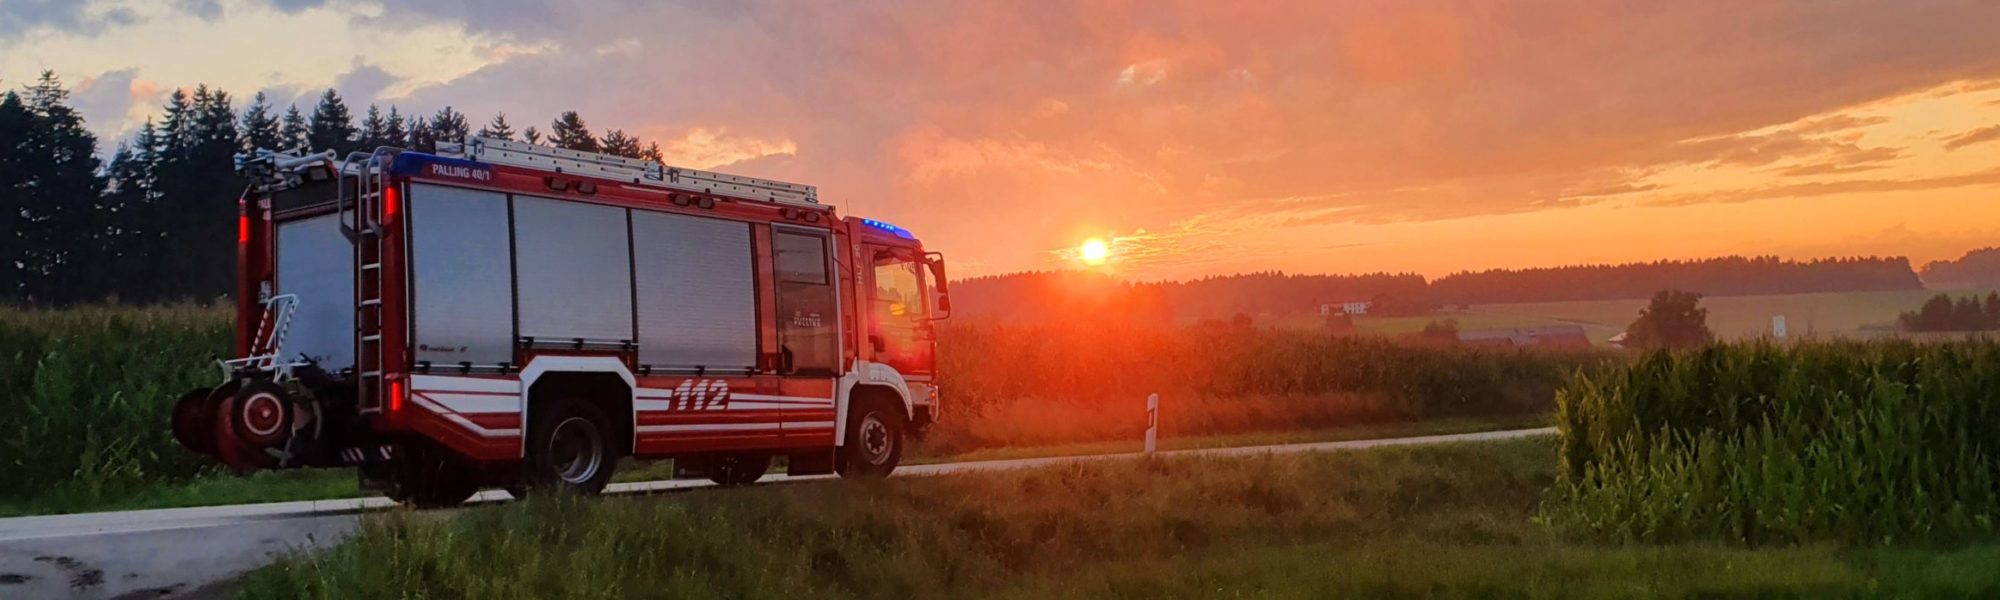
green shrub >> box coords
[1550,340,2000,544]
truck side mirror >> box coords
[925,252,951,320]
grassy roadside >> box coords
[240,438,2000,598]
[909,413,1548,464]
[0,416,1544,518]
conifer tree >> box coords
[358,105,389,150]
[599,129,641,158]
[549,111,597,152]
[279,104,309,150]
[239,91,281,151]
[307,88,356,154]
[477,113,516,140]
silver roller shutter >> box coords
[512,196,635,343]
[632,211,757,371]
[408,184,515,366]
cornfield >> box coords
[0,306,1605,504]
[930,322,1609,454]
[0,305,233,505]
[1550,340,2000,545]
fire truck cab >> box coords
[172,137,949,506]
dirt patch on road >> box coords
[35,554,105,589]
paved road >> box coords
[0,427,1553,599]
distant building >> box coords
[1458,324,1593,349]
[1319,300,1371,316]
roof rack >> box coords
[437,137,821,209]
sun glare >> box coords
[1079,238,1110,266]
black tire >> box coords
[394,443,479,509]
[837,397,905,479]
[524,399,618,496]
[706,453,771,487]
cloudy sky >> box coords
[5,0,1999,280]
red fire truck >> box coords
[171,137,949,506]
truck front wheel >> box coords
[838,397,905,479]
[524,399,618,496]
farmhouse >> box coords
[1318,300,1372,316]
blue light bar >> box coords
[861,218,915,239]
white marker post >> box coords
[1145,393,1160,454]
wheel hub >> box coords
[241,392,285,437]
[549,416,604,484]
[860,414,892,463]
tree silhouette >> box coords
[1623,290,1714,350]
[357,105,389,150]
[427,106,469,149]
[1,72,105,303]
[307,89,356,154]
[383,107,409,147]
[550,111,597,152]
[278,104,309,150]
[600,129,641,158]
[477,113,516,140]
[239,92,280,151]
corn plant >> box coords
[1549,340,2000,545]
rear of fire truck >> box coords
[169,139,950,507]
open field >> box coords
[1465,288,2000,343]
[240,438,2000,599]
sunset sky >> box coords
[4,0,1999,281]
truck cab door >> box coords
[864,245,934,376]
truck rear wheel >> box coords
[525,399,618,495]
[838,397,905,479]
[706,453,771,486]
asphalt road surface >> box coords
[0,427,1554,599]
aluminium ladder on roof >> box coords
[437,137,822,209]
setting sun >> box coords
[1079,238,1111,266]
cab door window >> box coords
[772,229,838,374]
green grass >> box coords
[239,438,2000,599]
[1002,541,2000,598]
[915,413,1549,464]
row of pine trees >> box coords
[2,71,666,305]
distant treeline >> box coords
[954,255,1925,323]
[1428,255,1922,305]
[950,270,1431,323]
[1920,247,2000,290]
[2,71,671,306]
[1899,293,2000,332]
